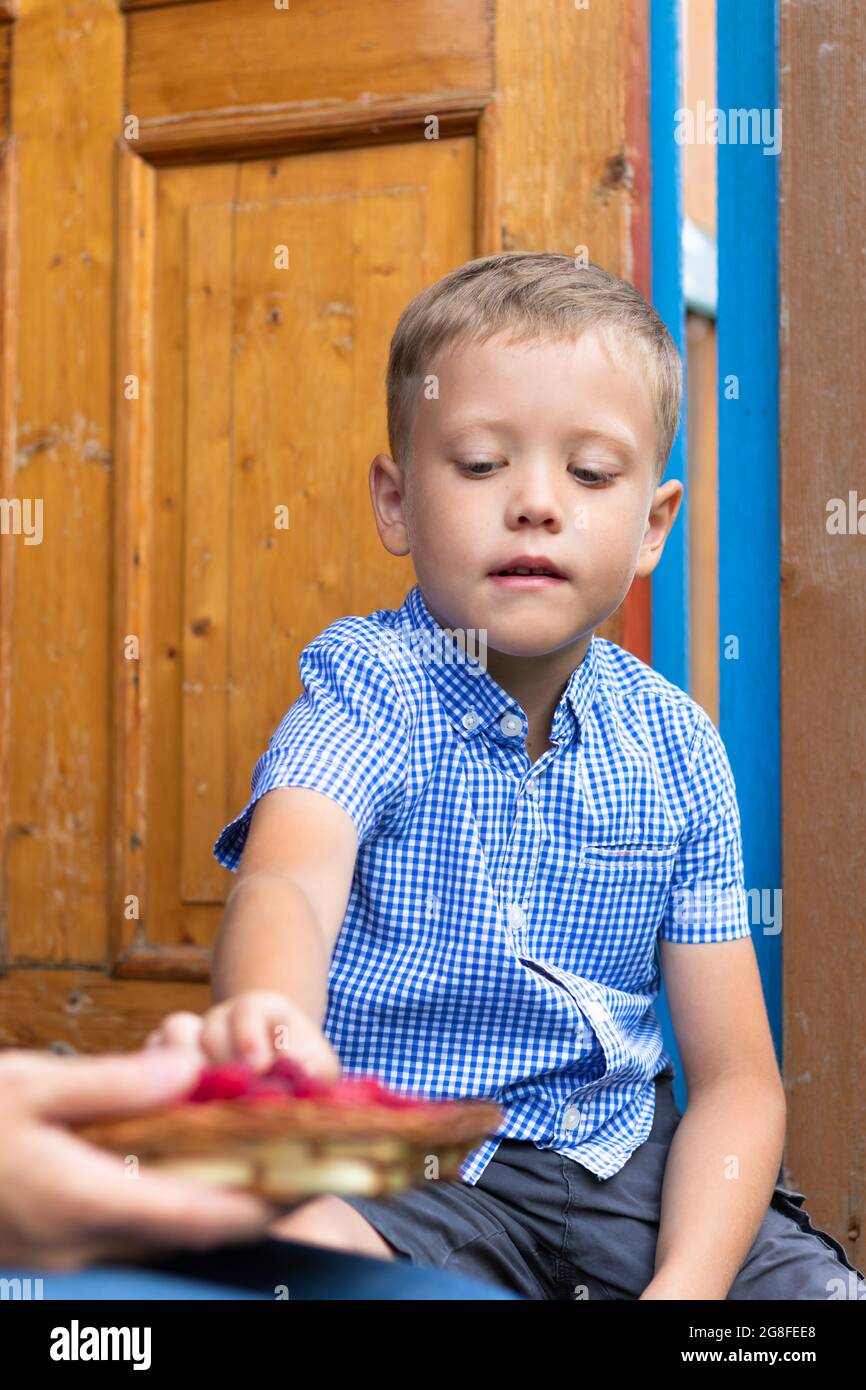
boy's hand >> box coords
[145,990,342,1080]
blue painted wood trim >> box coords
[650,0,689,690]
[650,0,781,1108]
[716,0,781,1058]
[649,0,689,1110]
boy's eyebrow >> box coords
[442,420,638,463]
[567,427,638,463]
[442,417,514,441]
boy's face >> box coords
[370,329,682,664]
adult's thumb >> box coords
[28,1047,204,1124]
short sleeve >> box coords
[213,634,409,870]
[658,711,752,944]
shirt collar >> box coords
[393,584,600,748]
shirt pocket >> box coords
[530,840,679,989]
[579,841,680,873]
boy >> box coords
[150,253,865,1300]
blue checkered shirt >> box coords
[214,583,752,1183]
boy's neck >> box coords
[482,631,595,752]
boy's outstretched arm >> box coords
[640,935,787,1300]
[212,785,359,1017]
[146,786,359,1074]
[148,783,358,1073]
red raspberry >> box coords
[241,1077,294,1100]
[186,1062,257,1103]
[347,1074,431,1108]
[184,1059,435,1111]
[322,1078,385,1107]
[266,1057,331,1098]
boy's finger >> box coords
[264,1006,342,1081]
[228,1000,277,1072]
[155,1012,205,1050]
[199,1009,238,1066]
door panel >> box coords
[144,141,472,957]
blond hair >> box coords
[386,251,682,484]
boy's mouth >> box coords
[490,573,566,589]
[489,553,568,587]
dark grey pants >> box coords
[343,1074,866,1300]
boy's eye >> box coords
[570,466,617,485]
[456,460,502,476]
[455,461,617,484]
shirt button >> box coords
[524,778,539,798]
[507,903,526,930]
[563,1105,581,1132]
[499,712,523,737]
[461,710,480,731]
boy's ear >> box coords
[633,478,684,580]
[369,451,411,559]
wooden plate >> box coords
[74,1095,503,1207]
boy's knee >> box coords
[730,1200,866,1301]
[268,1194,398,1260]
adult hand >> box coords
[0,1045,280,1271]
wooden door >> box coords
[0,0,650,1051]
